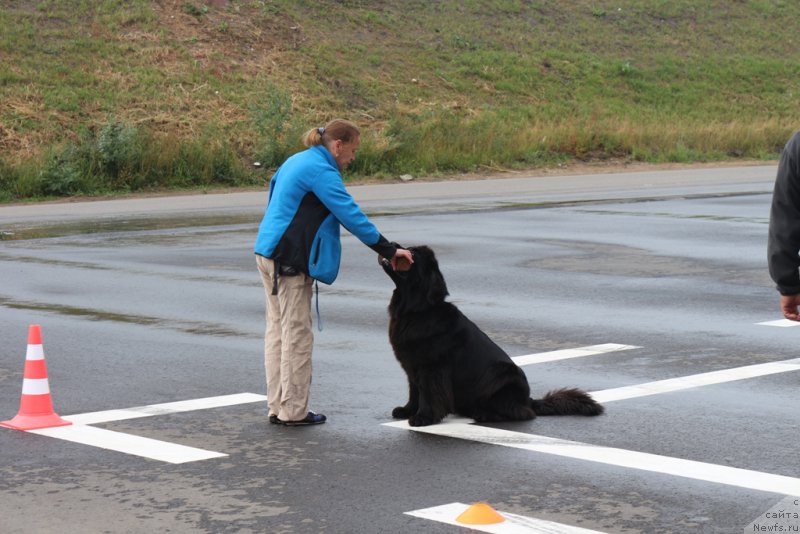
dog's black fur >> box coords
[381,245,603,427]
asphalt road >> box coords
[1,164,798,533]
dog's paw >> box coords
[392,406,412,419]
[408,413,435,427]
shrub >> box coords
[251,84,303,169]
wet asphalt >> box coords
[0,164,797,533]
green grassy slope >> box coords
[1,0,798,200]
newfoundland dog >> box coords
[381,245,603,427]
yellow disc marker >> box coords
[455,502,506,525]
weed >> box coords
[183,3,209,17]
[250,83,302,169]
[592,7,606,17]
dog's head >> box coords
[380,245,449,312]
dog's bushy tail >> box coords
[530,388,604,416]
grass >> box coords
[1,0,799,201]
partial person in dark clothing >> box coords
[768,130,800,321]
[254,119,413,426]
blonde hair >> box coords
[302,119,360,148]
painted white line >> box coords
[16,392,269,463]
[64,392,268,425]
[511,344,639,367]
[384,418,800,497]
[757,319,800,327]
[406,502,606,534]
[29,424,227,464]
[589,358,800,403]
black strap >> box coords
[271,261,279,295]
[315,280,323,332]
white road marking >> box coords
[589,358,800,403]
[64,392,268,425]
[406,502,607,533]
[511,344,639,367]
[384,418,800,497]
[15,392,269,463]
[392,343,800,518]
[30,424,226,463]
[757,319,800,327]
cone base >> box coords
[456,503,506,525]
[0,412,72,431]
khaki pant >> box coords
[256,256,314,422]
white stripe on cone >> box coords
[26,344,44,361]
[22,378,51,395]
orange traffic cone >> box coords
[455,502,506,525]
[1,325,72,431]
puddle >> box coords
[0,253,111,269]
[523,239,770,284]
[0,213,258,241]
[0,296,254,338]
[573,208,767,224]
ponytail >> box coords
[302,127,324,147]
[302,119,360,148]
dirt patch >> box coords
[151,0,305,72]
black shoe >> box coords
[269,414,282,425]
[282,411,326,426]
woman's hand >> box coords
[391,248,414,271]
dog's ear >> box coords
[417,246,448,305]
[424,265,448,305]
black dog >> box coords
[381,245,603,427]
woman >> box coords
[255,119,413,426]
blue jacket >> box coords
[254,145,396,284]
